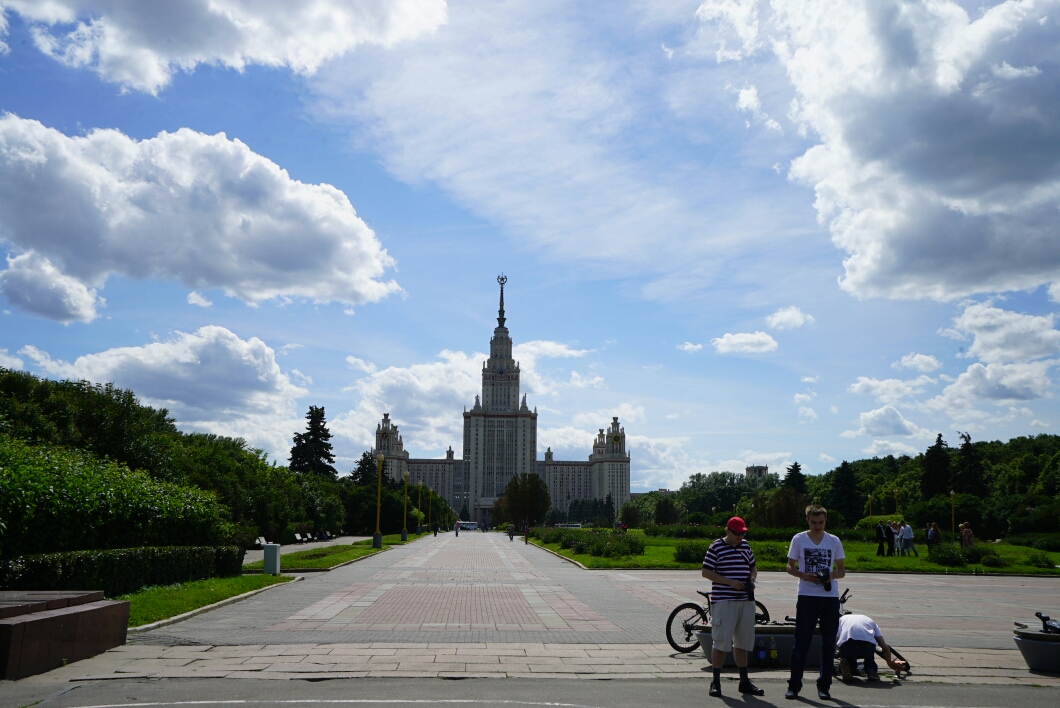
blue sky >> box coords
[1,1,1058,491]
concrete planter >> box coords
[695,627,822,668]
[1013,631,1060,673]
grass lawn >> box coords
[533,535,1060,574]
[120,574,291,627]
[243,532,428,570]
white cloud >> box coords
[843,405,934,439]
[892,353,941,373]
[818,453,835,463]
[572,403,646,431]
[0,114,399,322]
[924,361,1056,414]
[187,292,212,308]
[701,0,1060,300]
[568,371,604,388]
[345,356,378,374]
[849,375,936,406]
[798,406,817,422]
[289,369,313,387]
[710,331,777,354]
[950,302,1060,364]
[1031,419,1049,428]
[539,426,597,453]
[3,0,448,94]
[513,341,590,396]
[19,326,305,457]
[0,348,23,369]
[1050,282,1060,302]
[278,343,304,356]
[793,392,814,405]
[801,375,819,383]
[0,251,103,323]
[677,342,704,352]
[766,305,814,330]
[735,84,782,131]
[829,405,838,414]
[863,439,920,457]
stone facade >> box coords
[372,277,631,525]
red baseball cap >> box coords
[726,516,748,533]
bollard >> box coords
[264,543,281,575]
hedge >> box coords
[530,528,645,557]
[0,546,244,597]
[0,434,231,557]
[644,524,882,543]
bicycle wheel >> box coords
[666,602,709,653]
[754,600,770,624]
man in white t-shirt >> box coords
[836,613,909,681]
[785,504,845,701]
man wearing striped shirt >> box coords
[701,516,764,697]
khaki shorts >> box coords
[710,600,756,652]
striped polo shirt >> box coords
[702,537,756,603]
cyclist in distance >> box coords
[700,516,765,698]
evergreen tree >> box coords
[350,451,378,486]
[501,473,552,527]
[825,461,859,525]
[783,461,807,495]
[654,496,680,524]
[604,492,616,526]
[289,406,337,478]
[954,432,988,497]
[921,433,952,500]
[459,503,471,521]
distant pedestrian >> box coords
[884,522,895,557]
[961,523,974,549]
[455,524,459,537]
[875,521,886,557]
[929,522,941,549]
[899,521,918,557]
[508,525,514,541]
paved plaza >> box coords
[6,531,1060,692]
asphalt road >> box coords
[4,676,1057,708]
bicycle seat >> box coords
[697,590,710,599]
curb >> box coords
[530,541,588,569]
[242,545,393,574]
[128,576,302,634]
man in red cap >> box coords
[701,516,764,697]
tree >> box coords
[826,461,859,526]
[459,503,471,521]
[289,406,337,478]
[501,473,551,527]
[954,432,988,497]
[921,433,951,500]
[349,451,377,486]
[654,496,680,524]
[618,501,640,527]
[783,462,807,495]
[604,492,616,526]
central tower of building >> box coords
[462,275,538,522]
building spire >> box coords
[497,274,507,327]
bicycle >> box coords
[665,590,770,653]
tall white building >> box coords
[372,276,631,525]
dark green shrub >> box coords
[979,553,1009,568]
[1009,534,1060,552]
[928,544,966,567]
[646,524,878,543]
[0,546,244,597]
[0,435,231,558]
[962,544,998,564]
[1025,551,1056,569]
[686,512,709,525]
[674,540,711,563]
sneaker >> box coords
[818,688,832,700]
[709,680,721,697]
[866,672,880,681]
[839,658,853,683]
[738,680,765,696]
[784,688,799,700]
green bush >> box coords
[645,524,879,543]
[928,544,966,567]
[0,434,231,558]
[755,543,787,561]
[1007,533,1060,552]
[962,544,1000,564]
[1026,551,1056,569]
[854,515,904,530]
[674,540,711,563]
[0,546,244,597]
[530,528,644,557]
[979,553,1009,568]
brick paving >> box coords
[25,532,1057,684]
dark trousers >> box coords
[886,540,894,556]
[876,540,885,556]
[838,639,878,676]
[789,595,840,693]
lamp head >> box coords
[950,490,955,497]
[376,453,385,465]
[404,470,409,481]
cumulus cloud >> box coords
[893,353,941,373]
[735,84,782,131]
[842,405,933,439]
[798,406,817,422]
[950,302,1060,364]
[801,375,819,383]
[863,439,920,457]
[766,305,814,330]
[187,292,212,308]
[818,453,835,463]
[677,342,704,352]
[2,0,448,94]
[571,402,645,432]
[710,331,777,354]
[0,115,399,322]
[345,355,378,374]
[0,348,23,369]
[924,361,1056,414]
[0,252,103,323]
[701,0,1060,300]
[849,375,936,406]
[793,392,814,405]
[1050,283,1060,303]
[19,326,305,457]
[568,371,604,388]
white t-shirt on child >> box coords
[787,531,845,598]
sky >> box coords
[1,0,1059,492]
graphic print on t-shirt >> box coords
[803,547,832,574]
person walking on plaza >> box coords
[836,613,909,682]
[961,523,974,549]
[785,504,846,701]
[701,516,765,697]
[899,521,918,557]
[508,524,514,541]
[875,521,886,556]
[884,521,895,557]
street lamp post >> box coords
[402,470,409,542]
[428,488,434,534]
[373,454,385,548]
[893,489,899,515]
[416,484,422,534]
[950,490,955,535]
